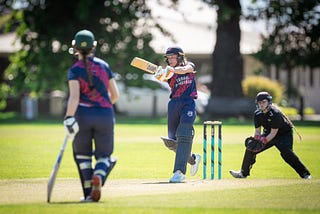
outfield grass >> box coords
[0,117,319,213]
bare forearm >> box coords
[173,64,194,74]
[108,79,119,104]
[65,98,78,117]
[266,129,278,142]
[110,94,119,105]
[65,80,80,117]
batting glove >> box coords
[154,66,166,82]
[63,116,79,138]
[164,66,174,80]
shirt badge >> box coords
[187,111,193,117]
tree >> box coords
[200,0,252,117]
[246,0,320,98]
[0,0,162,109]
[208,1,243,98]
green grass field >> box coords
[0,117,319,213]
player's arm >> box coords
[108,78,119,104]
[254,127,261,140]
[65,80,80,117]
[263,128,278,144]
[172,64,195,74]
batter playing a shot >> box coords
[155,47,201,183]
[64,29,119,202]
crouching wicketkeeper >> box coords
[229,91,311,179]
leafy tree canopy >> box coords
[246,0,320,69]
[0,0,164,104]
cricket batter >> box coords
[155,47,201,183]
[229,91,312,179]
[64,29,119,202]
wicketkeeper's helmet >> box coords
[72,29,97,50]
[256,91,272,103]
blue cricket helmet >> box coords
[165,46,184,56]
[164,46,185,65]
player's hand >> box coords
[63,116,79,138]
[260,136,268,144]
[164,66,174,80]
[254,134,260,140]
[154,66,166,81]
[245,136,266,153]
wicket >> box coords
[203,121,222,180]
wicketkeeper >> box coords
[154,47,201,183]
[64,29,119,202]
[229,91,312,179]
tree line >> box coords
[0,0,319,115]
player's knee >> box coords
[176,123,194,144]
[74,154,92,169]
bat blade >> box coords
[130,57,158,74]
[47,135,69,203]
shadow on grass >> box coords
[48,201,107,204]
[142,181,172,185]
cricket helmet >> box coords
[165,47,184,56]
[164,46,185,65]
[72,30,97,50]
[256,91,272,103]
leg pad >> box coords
[161,136,177,151]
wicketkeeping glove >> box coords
[245,136,265,153]
[63,116,79,138]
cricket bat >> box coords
[130,57,159,74]
[47,135,69,203]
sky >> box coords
[147,0,266,54]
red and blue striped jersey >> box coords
[167,61,197,99]
[68,57,115,108]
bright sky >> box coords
[147,0,265,54]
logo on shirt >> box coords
[187,111,193,117]
[175,76,192,88]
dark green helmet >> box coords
[72,30,96,50]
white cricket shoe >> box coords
[80,196,93,203]
[303,174,312,179]
[169,170,186,183]
[229,170,246,178]
[190,154,201,176]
